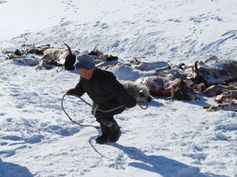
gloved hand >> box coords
[126,96,137,108]
[66,88,78,96]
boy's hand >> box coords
[66,88,78,96]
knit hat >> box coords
[74,54,95,70]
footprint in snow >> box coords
[183,153,207,161]
[216,124,237,131]
[1,135,44,144]
[0,145,27,157]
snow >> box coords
[0,0,237,177]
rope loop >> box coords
[61,92,149,128]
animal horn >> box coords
[193,61,200,77]
[179,63,185,70]
[64,43,72,55]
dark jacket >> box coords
[74,68,136,118]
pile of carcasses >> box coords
[2,44,237,112]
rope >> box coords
[61,92,149,128]
[79,94,148,110]
[61,93,100,129]
[78,96,125,113]
[137,102,148,109]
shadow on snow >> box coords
[109,143,228,177]
[0,160,33,177]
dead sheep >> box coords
[119,80,152,103]
[39,43,79,70]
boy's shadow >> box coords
[109,143,227,177]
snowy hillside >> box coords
[0,0,237,177]
[1,0,237,62]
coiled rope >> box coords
[61,93,148,128]
[61,93,100,129]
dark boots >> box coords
[96,117,121,144]
[95,122,109,144]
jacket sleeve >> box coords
[102,72,136,108]
[74,80,86,97]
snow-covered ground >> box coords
[0,0,237,177]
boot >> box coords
[96,117,121,144]
[96,123,109,144]
[107,118,121,143]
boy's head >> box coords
[74,54,95,80]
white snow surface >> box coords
[0,0,237,177]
